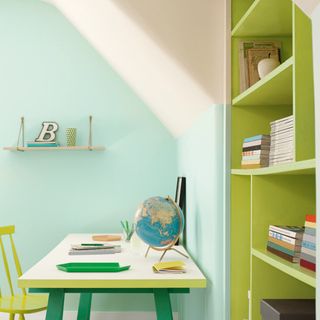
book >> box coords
[269,225,305,239]
[69,247,121,255]
[71,243,119,250]
[242,150,270,156]
[268,237,301,252]
[302,240,316,251]
[242,140,270,148]
[301,246,316,257]
[27,142,60,147]
[300,258,316,272]
[152,261,186,274]
[238,40,281,92]
[247,48,280,87]
[243,135,270,143]
[242,155,269,161]
[267,246,299,263]
[241,164,265,169]
[304,227,316,236]
[305,221,316,228]
[306,214,316,223]
[302,233,316,244]
[269,230,302,245]
[267,241,300,257]
[242,145,270,152]
[241,159,269,165]
[300,252,316,264]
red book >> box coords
[306,215,316,223]
[300,258,316,272]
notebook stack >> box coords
[69,243,121,255]
[300,215,316,272]
[267,225,304,263]
[269,115,294,166]
[241,134,270,169]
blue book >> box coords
[27,142,60,147]
[244,135,270,143]
[302,240,316,251]
[304,227,316,236]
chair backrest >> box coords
[0,225,26,296]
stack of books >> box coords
[241,135,270,169]
[27,141,60,147]
[269,115,294,166]
[267,225,304,263]
[300,215,316,272]
[69,243,121,255]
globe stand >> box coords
[145,243,189,262]
[144,196,188,262]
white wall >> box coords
[294,0,320,16]
[45,0,227,137]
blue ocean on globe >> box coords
[135,196,184,248]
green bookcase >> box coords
[230,1,316,319]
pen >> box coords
[81,243,105,246]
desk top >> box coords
[18,234,206,289]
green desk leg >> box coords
[153,289,173,320]
[45,289,65,320]
[77,293,92,320]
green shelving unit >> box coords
[231,1,316,320]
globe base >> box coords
[145,245,189,262]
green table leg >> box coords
[77,293,92,320]
[45,289,65,320]
[153,289,173,320]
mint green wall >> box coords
[177,106,227,320]
[0,0,177,311]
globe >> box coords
[135,196,184,249]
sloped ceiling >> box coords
[45,0,226,137]
[294,0,320,16]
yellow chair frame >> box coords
[0,226,47,319]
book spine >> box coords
[304,227,316,236]
[267,246,297,263]
[305,221,316,228]
[268,237,300,251]
[300,259,316,271]
[267,241,299,257]
[244,135,270,143]
[300,252,316,264]
[306,214,316,223]
[268,230,301,245]
[302,240,316,251]
[269,225,303,239]
[302,233,316,244]
[242,145,270,152]
[243,140,270,148]
[301,246,316,257]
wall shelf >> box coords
[232,0,292,37]
[3,146,106,152]
[252,248,316,288]
[232,57,293,106]
[231,159,315,176]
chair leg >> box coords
[18,315,25,320]
[9,314,15,320]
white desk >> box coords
[18,234,206,320]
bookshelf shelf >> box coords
[232,57,293,106]
[3,146,106,151]
[232,0,292,37]
[252,248,316,288]
[231,159,315,176]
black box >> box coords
[260,299,315,320]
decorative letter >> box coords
[35,122,59,142]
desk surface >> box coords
[19,234,206,289]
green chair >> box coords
[0,225,48,319]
